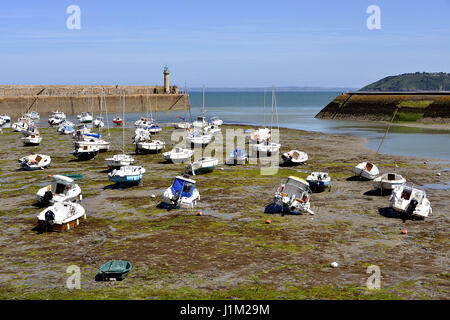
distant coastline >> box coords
[189,86,357,93]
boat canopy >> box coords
[83,131,101,139]
[229,149,248,158]
[284,176,311,196]
[171,176,196,198]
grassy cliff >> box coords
[360,72,450,92]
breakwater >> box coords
[315,92,450,123]
[0,85,188,117]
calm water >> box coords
[36,91,450,160]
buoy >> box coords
[151,194,155,198]
[401,229,408,234]
[265,219,271,224]
[424,161,427,164]
[437,173,441,176]
[330,262,339,268]
[197,211,203,216]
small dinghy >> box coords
[227,149,248,165]
[163,175,200,208]
[282,150,308,165]
[72,145,99,160]
[108,165,145,186]
[36,175,82,205]
[105,154,135,169]
[162,147,194,163]
[273,176,314,215]
[93,117,105,128]
[112,116,123,125]
[185,157,218,175]
[37,201,86,232]
[354,161,379,180]
[373,173,406,191]
[97,260,132,281]
[306,172,330,190]
[390,184,432,219]
[19,154,51,171]
[21,132,42,146]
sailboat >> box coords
[134,95,166,153]
[186,86,212,146]
[163,84,194,163]
[105,91,135,169]
[250,87,281,155]
[93,89,105,128]
[148,95,162,133]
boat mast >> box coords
[263,88,266,128]
[122,89,125,154]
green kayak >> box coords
[97,260,132,281]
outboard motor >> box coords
[42,190,53,204]
[40,210,55,233]
[173,190,181,208]
[406,199,419,216]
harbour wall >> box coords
[315,92,450,123]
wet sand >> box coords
[0,124,448,299]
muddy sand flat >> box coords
[0,124,448,299]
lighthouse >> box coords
[163,65,170,93]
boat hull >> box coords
[36,215,85,232]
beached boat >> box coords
[18,154,51,170]
[306,172,331,190]
[251,128,271,142]
[192,116,208,129]
[162,175,200,208]
[273,176,314,215]
[354,162,379,180]
[205,124,221,135]
[36,174,82,205]
[250,141,281,154]
[24,111,40,120]
[72,145,99,160]
[390,184,432,219]
[93,117,105,128]
[12,118,31,132]
[162,147,194,163]
[185,157,219,175]
[37,201,86,232]
[73,124,92,137]
[0,114,11,123]
[60,123,75,135]
[77,112,93,123]
[108,165,145,186]
[112,116,123,125]
[186,130,213,146]
[135,139,165,153]
[134,117,154,129]
[73,130,110,152]
[210,116,223,127]
[21,133,42,146]
[105,154,135,169]
[373,173,406,191]
[148,124,162,133]
[282,150,308,165]
[97,260,132,281]
[48,111,66,125]
[227,149,248,165]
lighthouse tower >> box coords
[163,65,170,93]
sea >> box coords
[35,91,450,161]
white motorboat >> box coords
[36,174,82,205]
[78,112,93,123]
[306,172,331,190]
[273,176,314,215]
[105,154,135,169]
[354,162,379,180]
[0,114,11,124]
[185,157,218,175]
[72,145,99,160]
[135,138,165,153]
[373,173,406,191]
[18,154,51,170]
[73,130,110,152]
[162,175,200,209]
[93,117,105,128]
[205,124,221,135]
[282,150,308,165]
[210,116,223,127]
[134,117,154,129]
[48,111,66,125]
[21,133,42,146]
[12,118,32,132]
[37,201,86,232]
[250,141,281,154]
[186,130,213,146]
[192,116,208,129]
[390,184,432,219]
[162,147,194,163]
[108,165,146,186]
[24,111,40,120]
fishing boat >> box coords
[185,157,218,175]
[105,92,136,169]
[227,149,248,165]
[36,174,82,205]
[93,116,105,128]
[306,172,331,190]
[162,175,200,208]
[390,184,432,219]
[373,173,406,191]
[21,132,42,146]
[78,112,93,123]
[97,260,132,281]
[37,201,86,232]
[354,162,379,180]
[18,154,51,170]
[281,150,308,165]
[273,176,314,215]
[112,116,123,125]
[162,147,194,163]
[210,116,223,127]
[72,145,99,160]
[108,165,146,186]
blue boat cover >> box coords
[64,125,74,132]
[83,131,101,138]
[171,178,195,198]
[229,149,248,158]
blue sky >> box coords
[0,0,449,88]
